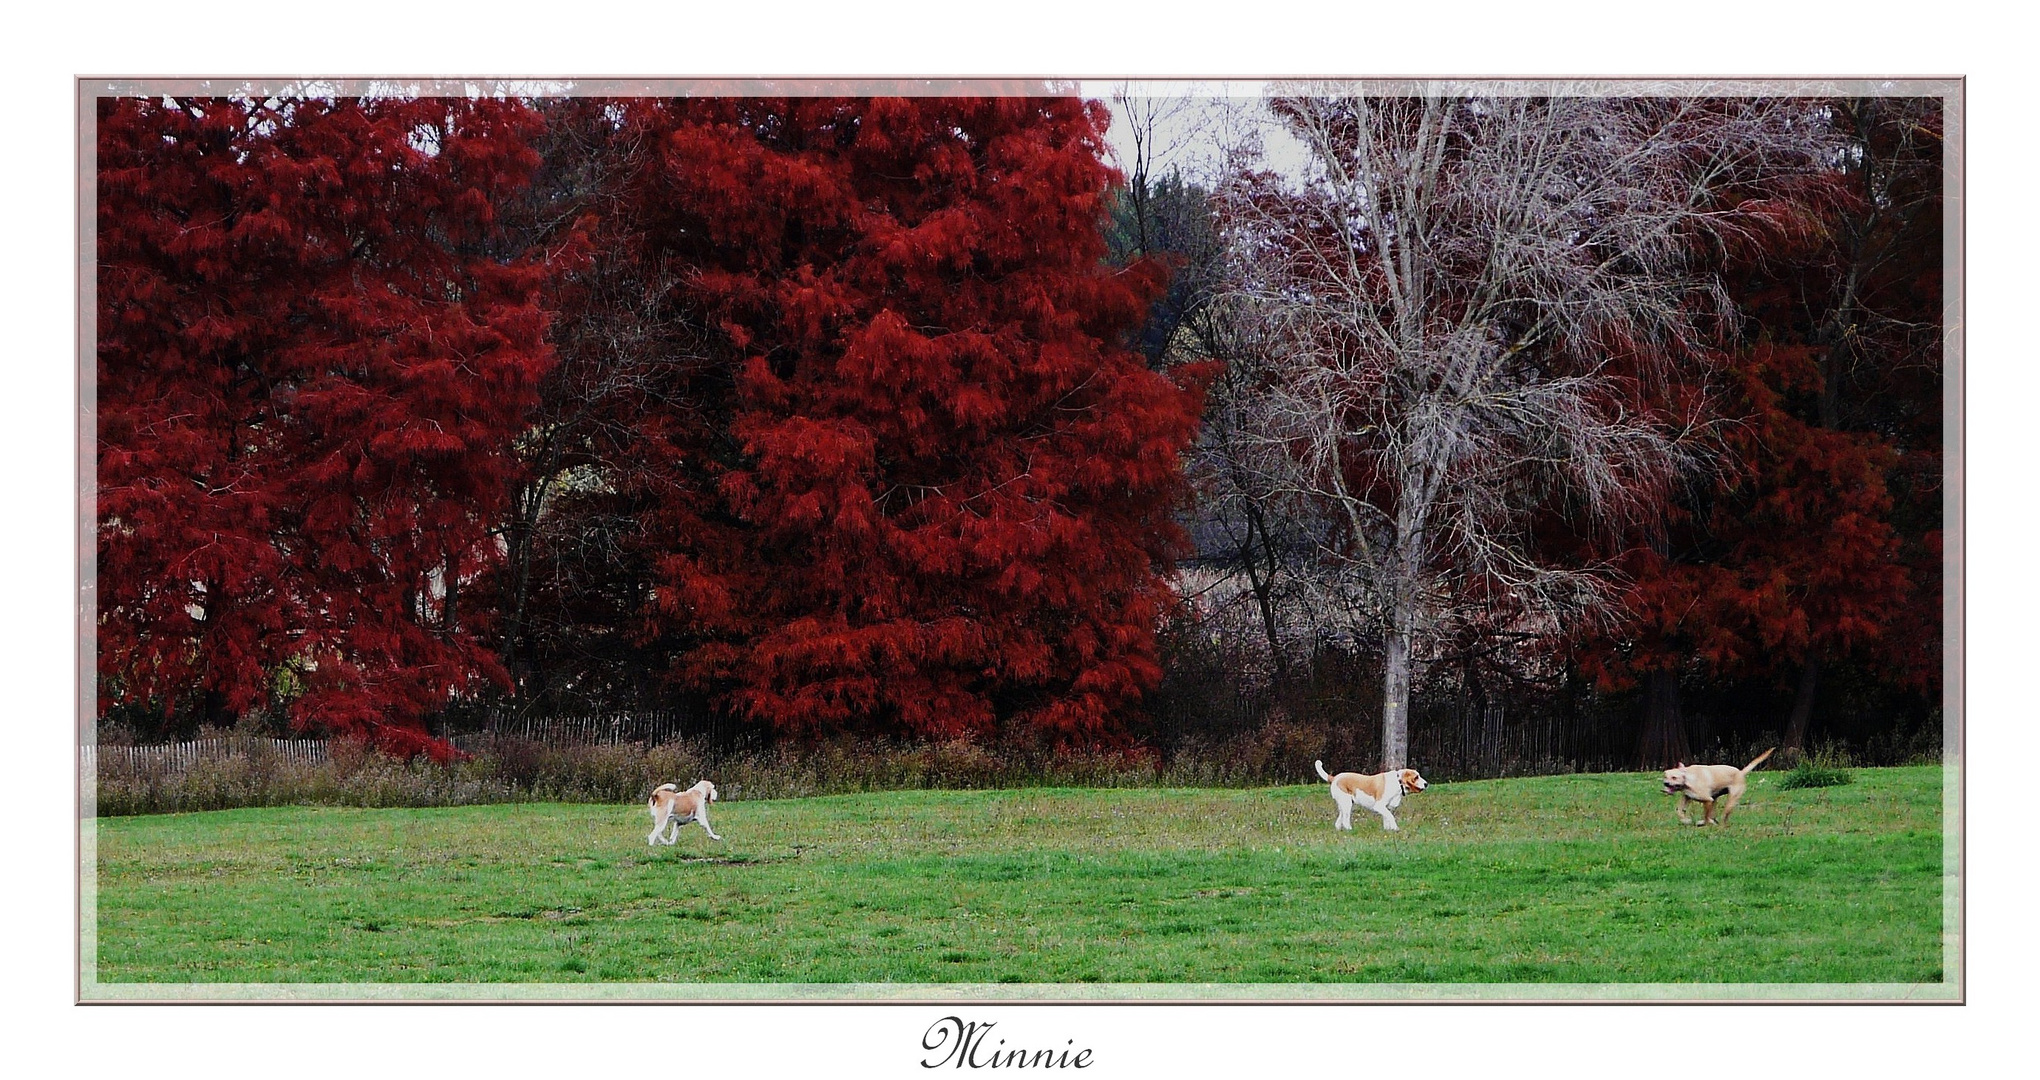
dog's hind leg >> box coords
[648,807,668,846]
[1331,791,1353,830]
[1717,786,1745,823]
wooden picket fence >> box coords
[85,712,694,776]
[85,737,330,775]
[454,709,692,749]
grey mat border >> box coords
[84,980,1957,1002]
[76,75,1965,1006]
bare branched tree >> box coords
[1214,84,1844,768]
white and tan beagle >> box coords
[647,779,722,845]
[1315,760,1428,831]
[1660,748,1773,826]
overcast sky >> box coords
[1080,80,1315,186]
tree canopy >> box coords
[97,94,554,754]
[94,86,1944,769]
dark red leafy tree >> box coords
[97,93,553,754]
[570,94,1202,741]
[1579,97,1942,765]
[1589,341,1911,764]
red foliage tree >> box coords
[1593,342,1912,763]
[564,94,1202,741]
[1580,97,1942,765]
[96,93,553,753]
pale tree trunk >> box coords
[1382,624,1411,770]
[1380,507,1424,770]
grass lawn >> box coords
[91,767,1946,985]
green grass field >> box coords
[92,767,1946,985]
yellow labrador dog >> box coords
[1660,748,1774,826]
[1315,760,1428,831]
[647,780,723,845]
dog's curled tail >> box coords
[1314,760,1333,783]
[650,783,678,798]
[1743,747,1776,773]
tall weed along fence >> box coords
[89,738,340,815]
[92,707,1917,817]
[90,722,1177,817]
